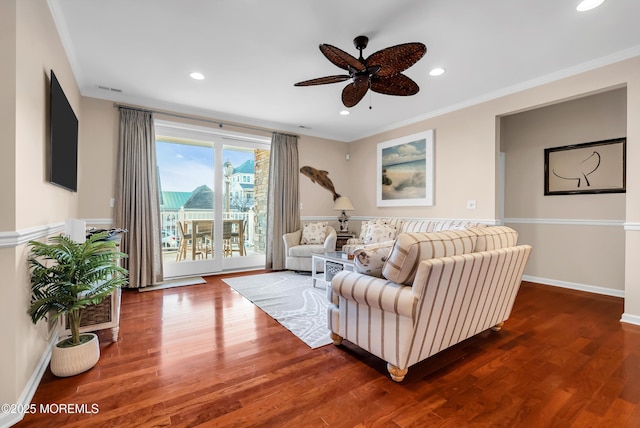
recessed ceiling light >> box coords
[190,72,205,80]
[577,0,604,12]
[429,67,446,77]
[340,110,350,116]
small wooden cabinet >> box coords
[336,232,356,251]
[61,287,122,343]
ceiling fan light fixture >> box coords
[429,67,446,76]
[295,35,426,108]
[577,0,604,11]
[340,110,350,116]
[190,72,205,80]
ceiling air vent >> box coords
[97,85,122,93]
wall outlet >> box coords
[110,198,115,208]
[300,202,303,210]
[467,199,477,209]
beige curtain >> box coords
[114,107,163,288]
[266,133,300,270]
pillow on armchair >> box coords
[300,222,328,244]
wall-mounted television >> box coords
[49,70,78,192]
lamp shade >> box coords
[333,196,354,211]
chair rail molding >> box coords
[0,223,65,248]
[624,222,640,231]
[505,218,625,227]
[0,219,112,248]
[350,216,500,225]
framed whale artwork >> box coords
[544,138,626,196]
[377,130,434,207]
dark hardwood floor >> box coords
[16,271,640,427]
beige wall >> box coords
[347,103,500,222]
[1,0,81,415]
[501,89,626,291]
[298,135,349,223]
[77,97,119,220]
[0,1,17,232]
[16,0,80,230]
[345,57,640,321]
[3,1,640,418]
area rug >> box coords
[222,271,332,349]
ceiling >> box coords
[50,0,640,142]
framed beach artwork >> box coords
[377,130,434,207]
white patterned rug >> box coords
[222,271,332,349]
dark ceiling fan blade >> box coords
[365,42,426,78]
[370,73,420,96]
[294,75,351,86]
[341,82,369,108]
[319,44,366,72]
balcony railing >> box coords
[160,207,255,251]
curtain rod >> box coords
[113,103,285,136]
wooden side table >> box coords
[336,232,356,251]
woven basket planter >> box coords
[50,333,100,377]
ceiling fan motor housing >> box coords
[353,35,369,51]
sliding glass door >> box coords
[155,120,270,278]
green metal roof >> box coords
[160,191,192,210]
[234,159,254,174]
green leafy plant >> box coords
[27,232,128,346]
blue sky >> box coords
[156,141,253,192]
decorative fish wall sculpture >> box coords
[300,166,341,201]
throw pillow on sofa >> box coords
[364,223,397,244]
[300,222,327,244]
[353,242,395,278]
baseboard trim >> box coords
[620,313,640,326]
[522,275,624,298]
[0,334,57,427]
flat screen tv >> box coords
[49,70,78,192]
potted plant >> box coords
[27,231,128,377]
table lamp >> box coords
[333,196,355,233]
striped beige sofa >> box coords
[327,226,531,382]
[341,217,485,254]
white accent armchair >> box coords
[282,225,337,271]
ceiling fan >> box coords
[294,35,426,108]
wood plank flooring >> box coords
[16,271,640,427]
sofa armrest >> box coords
[282,229,302,252]
[323,227,337,252]
[331,271,415,318]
